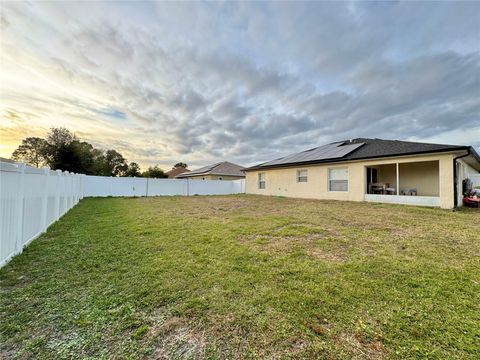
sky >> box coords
[1,1,479,170]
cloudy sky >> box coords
[1,1,479,169]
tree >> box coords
[46,127,74,148]
[71,141,105,175]
[173,162,188,169]
[43,127,77,171]
[11,127,131,176]
[142,165,168,178]
[11,137,48,167]
[124,162,142,177]
[104,149,128,176]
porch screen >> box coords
[328,168,348,191]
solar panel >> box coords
[260,142,364,167]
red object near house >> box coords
[463,189,480,208]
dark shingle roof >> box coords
[247,138,478,171]
[341,138,464,160]
[165,167,190,178]
[176,161,245,178]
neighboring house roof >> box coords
[165,167,190,178]
[0,157,15,164]
[246,138,480,171]
[176,161,245,178]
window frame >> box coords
[328,167,349,192]
[258,172,266,189]
[296,169,308,183]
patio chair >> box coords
[370,182,389,194]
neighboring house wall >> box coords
[245,153,456,209]
[184,175,245,181]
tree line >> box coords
[10,128,187,178]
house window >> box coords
[297,169,308,182]
[328,168,348,191]
[258,173,266,189]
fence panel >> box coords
[147,178,187,196]
[189,179,244,195]
[46,170,57,227]
[0,162,21,267]
[2,160,245,268]
[0,161,84,268]
[83,177,245,197]
[22,167,44,247]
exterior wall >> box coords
[184,174,245,181]
[458,159,480,205]
[459,160,479,183]
[245,153,457,209]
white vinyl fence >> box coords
[83,176,245,197]
[0,161,84,267]
[1,160,245,267]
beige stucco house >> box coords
[245,138,480,209]
[176,161,245,181]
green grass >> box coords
[1,195,479,359]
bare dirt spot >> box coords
[308,315,386,359]
[142,311,206,359]
[389,228,413,238]
[333,331,386,359]
[239,231,352,263]
[307,248,347,262]
[239,233,316,252]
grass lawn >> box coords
[1,195,479,359]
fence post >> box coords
[40,167,50,232]
[71,173,76,205]
[63,171,69,214]
[70,172,75,206]
[77,174,82,202]
[73,174,78,204]
[81,174,86,199]
[67,172,72,210]
[54,170,62,220]
[132,176,135,197]
[14,162,26,252]
[73,173,77,204]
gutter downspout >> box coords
[453,148,470,208]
